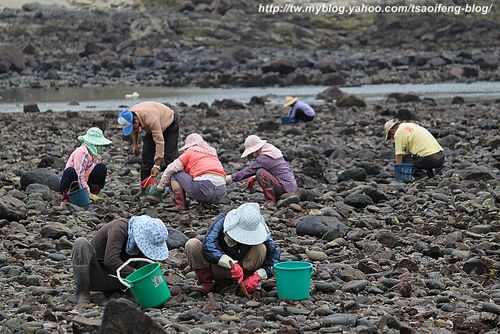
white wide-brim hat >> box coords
[384,119,399,141]
[129,215,169,261]
[241,135,267,158]
[223,203,270,246]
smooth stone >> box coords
[469,225,493,234]
[308,250,328,261]
[341,280,367,293]
[323,314,357,327]
[482,303,500,315]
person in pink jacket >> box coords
[59,127,112,205]
[156,133,227,211]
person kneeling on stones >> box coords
[59,127,112,205]
[384,119,444,178]
[226,135,297,206]
[71,215,169,304]
[185,203,280,295]
[283,96,315,123]
[156,133,227,211]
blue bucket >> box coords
[394,164,415,183]
[69,187,91,207]
[281,116,297,125]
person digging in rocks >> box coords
[117,101,180,182]
[70,215,169,305]
[185,203,280,295]
[156,133,227,211]
[226,135,297,206]
[384,119,445,178]
[59,127,112,206]
[283,96,316,123]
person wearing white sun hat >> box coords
[70,215,169,305]
[59,127,112,205]
[226,135,297,206]
[185,203,280,295]
[283,96,315,123]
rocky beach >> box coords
[0,0,499,333]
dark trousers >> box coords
[403,151,444,177]
[294,109,314,122]
[256,168,285,199]
[141,112,180,180]
[59,164,107,193]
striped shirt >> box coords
[65,145,96,192]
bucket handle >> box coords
[116,258,155,289]
[69,181,81,192]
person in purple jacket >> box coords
[283,96,315,122]
[226,135,297,206]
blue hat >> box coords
[117,109,134,137]
[127,215,169,261]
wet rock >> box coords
[99,298,165,333]
[451,96,465,104]
[355,162,382,176]
[257,120,280,132]
[387,93,420,103]
[323,314,357,327]
[40,222,73,239]
[23,103,41,113]
[338,167,367,182]
[316,86,345,102]
[261,58,297,74]
[296,216,345,238]
[463,257,489,274]
[166,228,188,249]
[0,43,25,73]
[481,303,500,315]
[344,193,374,209]
[341,280,367,293]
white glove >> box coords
[225,175,232,184]
[218,254,237,269]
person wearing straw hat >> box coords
[226,135,297,206]
[59,127,112,205]
[156,133,227,211]
[117,101,180,182]
[384,119,444,178]
[283,96,315,123]
[70,215,169,305]
[185,203,280,295]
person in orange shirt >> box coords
[156,133,227,211]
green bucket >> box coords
[117,258,171,308]
[274,261,313,300]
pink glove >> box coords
[230,263,244,284]
[243,274,261,293]
[246,176,256,192]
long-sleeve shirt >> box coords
[65,145,97,192]
[288,100,315,119]
[90,218,144,277]
[232,155,297,193]
[202,213,280,278]
[130,102,175,163]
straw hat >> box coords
[127,216,169,261]
[283,96,298,108]
[179,133,204,151]
[78,127,112,146]
[117,109,134,137]
[241,135,267,158]
[384,119,399,141]
[223,203,270,246]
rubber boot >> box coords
[165,188,187,212]
[61,190,70,207]
[89,184,101,195]
[194,268,214,294]
[261,182,277,206]
[73,265,91,304]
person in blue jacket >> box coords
[185,203,280,294]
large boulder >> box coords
[261,58,298,74]
[0,196,27,221]
[338,167,368,182]
[0,44,25,73]
[167,228,188,249]
[20,168,60,191]
[317,86,346,102]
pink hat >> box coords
[241,135,267,158]
[179,133,204,151]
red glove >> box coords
[230,263,244,284]
[243,274,261,293]
[246,176,256,192]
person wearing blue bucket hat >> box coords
[117,101,180,182]
[59,127,112,206]
[70,215,169,305]
[384,119,445,178]
[185,203,281,295]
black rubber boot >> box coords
[73,265,91,304]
